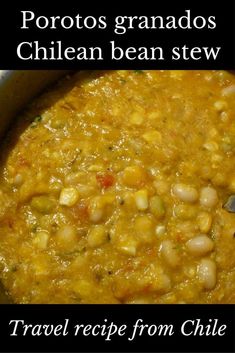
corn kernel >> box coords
[197,212,212,233]
[142,130,162,144]
[203,141,219,152]
[33,231,49,250]
[88,164,104,172]
[130,112,144,125]
[116,235,137,256]
[148,111,161,120]
[122,165,146,188]
[73,280,93,297]
[211,154,223,163]
[134,215,154,243]
[134,189,148,210]
[229,176,235,192]
[169,70,185,79]
[59,187,79,207]
[153,180,169,195]
[174,204,197,220]
[31,195,56,214]
[214,100,227,111]
[160,240,180,268]
[155,225,166,236]
[56,225,77,251]
[149,195,165,219]
[87,225,107,248]
[88,195,115,223]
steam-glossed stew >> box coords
[0,70,235,303]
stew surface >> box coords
[0,70,235,303]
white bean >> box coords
[14,173,24,186]
[222,84,235,96]
[172,183,198,203]
[197,259,217,290]
[200,187,218,208]
[186,235,214,256]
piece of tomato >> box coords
[96,173,115,189]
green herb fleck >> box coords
[31,115,42,128]
[134,70,144,74]
[31,225,38,233]
[34,115,42,122]
[11,264,18,272]
[173,244,182,251]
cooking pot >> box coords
[0,70,69,303]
